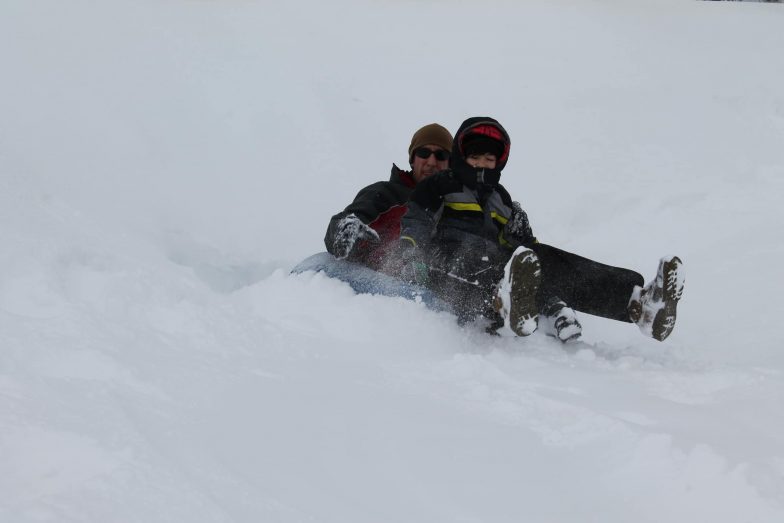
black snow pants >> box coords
[530,243,644,322]
[428,242,644,325]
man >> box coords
[324,123,453,272]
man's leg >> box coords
[530,243,644,322]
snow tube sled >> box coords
[291,252,450,312]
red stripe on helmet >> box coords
[470,125,505,142]
[459,124,510,166]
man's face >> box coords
[410,144,449,183]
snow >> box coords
[2,0,784,521]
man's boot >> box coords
[495,247,541,336]
[628,255,684,341]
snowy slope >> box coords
[2,0,784,521]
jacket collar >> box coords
[390,164,417,188]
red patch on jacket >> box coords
[356,205,408,271]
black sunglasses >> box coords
[413,147,450,162]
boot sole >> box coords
[651,256,684,341]
[507,250,541,336]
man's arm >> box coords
[400,171,462,250]
[324,182,398,258]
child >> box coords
[399,116,683,342]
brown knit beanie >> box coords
[408,123,453,163]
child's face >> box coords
[465,153,497,169]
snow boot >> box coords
[539,298,582,343]
[495,247,541,336]
[628,255,684,341]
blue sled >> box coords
[291,252,451,312]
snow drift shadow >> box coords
[162,230,283,292]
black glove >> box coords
[332,213,380,259]
[503,202,536,245]
[429,170,463,196]
[409,170,463,209]
[452,163,501,189]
